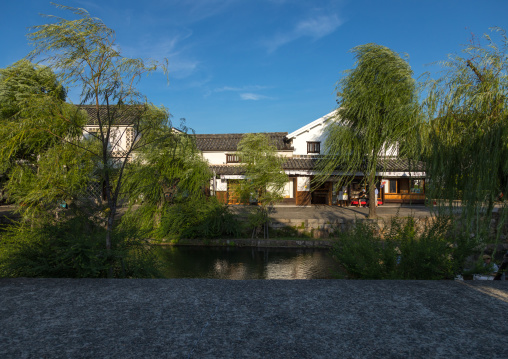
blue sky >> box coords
[1,0,507,134]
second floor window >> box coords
[307,141,320,154]
[226,154,240,163]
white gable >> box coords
[287,111,337,155]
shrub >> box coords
[332,215,481,279]
[0,216,161,278]
[157,198,242,239]
[332,220,398,279]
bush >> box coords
[0,216,161,278]
[332,215,481,279]
[157,198,242,239]
[332,220,398,279]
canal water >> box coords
[157,246,341,279]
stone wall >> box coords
[268,218,382,238]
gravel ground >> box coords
[1,278,507,358]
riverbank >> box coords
[1,278,507,358]
[160,237,333,248]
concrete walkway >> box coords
[1,279,507,358]
[270,204,432,220]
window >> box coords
[389,180,397,194]
[410,179,424,194]
[226,154,240,163]
[307,141,320,154]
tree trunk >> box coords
[368,176,377,219]
[106,208,115,250]
[104,176,117,277]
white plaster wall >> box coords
[290,123,328,155]
[281,180,294,198]
[202,152,228,165]
[85,125,131,152]
[202,150,293,164]
[287,111,399,158]
[287,112,337,156]
[277,151,294,157]
[297,177,310,191]
[216,178,228,191]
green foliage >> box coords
[237,133,288,206]
[270,225,312,239]
[236,133,288,238]
[122,122,210,207]
[0,216,161,278]
[5,142,99,222]
[119,123,226,239]
[332,221,398,279]
[0,60,81,176]
[318,43,421,218]
[332,215,480,279]
[0,59,66,120]
[156,198,242,239]
[19,4,170,251]
[27,4,168,102]
[423,28,508,236]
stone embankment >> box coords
[161,237,333,248]
[269,217,351,238]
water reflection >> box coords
[157,246,340,279]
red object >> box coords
[350,199,382,206]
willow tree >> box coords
[237,133,288,238]
[318,44,420,218]
[0,60,71,169]
[120,121,213,239]
[23,4,170,253]
[423,28,508,243]
[0,60,72,196]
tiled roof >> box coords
[209,165,245,175]
[284,157,425,172]
[195,133,293,152]
[210,157,425,175]
[79,105,144,126]
[378,158,425,172]
[283,157,319,170]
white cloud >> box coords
[119,30,199,79]
[240,93,271,101]
[214,85,269,92]
[295,15,342,38]
[209,85,273,100]
[264,14,343,52]
[168,59,200,79]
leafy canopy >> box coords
[236,133,288,207]
[0,60,79,174]
[0,4,190,278]
[318,43,420,218]
[422,28,508,252]
[27,3,168,105]
[423,28,508,215]
[236,133,288,238]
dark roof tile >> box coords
[79,105,144,126]
[195,133,293,151]
[210,158,425,175]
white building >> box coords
[196,111,426,205]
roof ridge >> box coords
[194,132,288,136]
